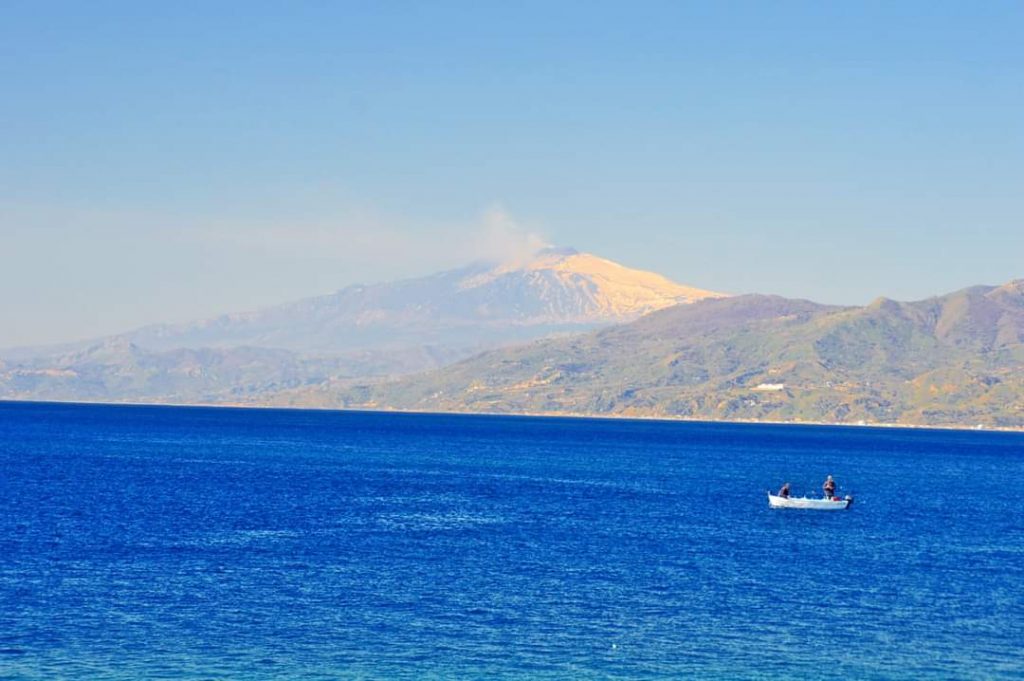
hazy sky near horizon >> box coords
[2,1,1022,347]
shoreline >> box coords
[3,396,1022,435]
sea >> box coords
[1,401,1022,680]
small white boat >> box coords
[768,493,853,510]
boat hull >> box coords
[768,493,852,510]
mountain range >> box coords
[3,249,1023,429]
[0,248,722,404]
[295,281,1024,429]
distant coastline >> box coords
[4,397,1022,435]
[5,261,1022,431]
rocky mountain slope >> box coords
[110,247,722,355]
[319,281,1024,428]
[0,248,723,402]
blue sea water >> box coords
[1,402,1022,680]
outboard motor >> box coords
[845,495,854,507]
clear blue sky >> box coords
[2,1,1022,347]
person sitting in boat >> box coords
[823,475,836,499]
[778,483,791,498]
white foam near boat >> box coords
[767,493,853,510]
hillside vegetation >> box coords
[325,282,1024,428]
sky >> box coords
[2,1,1022,347]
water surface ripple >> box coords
[1,402,1022,679]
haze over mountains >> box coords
[4,248,1023,428]
[103,247,720,354]
[327,281,1024,428]
[0,248,723,403]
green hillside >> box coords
[324,282,1024,428]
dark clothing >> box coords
[823,480,836,498]
[778,485,790,498]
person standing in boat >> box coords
[823,475,836,499]
[778,482,791,498]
